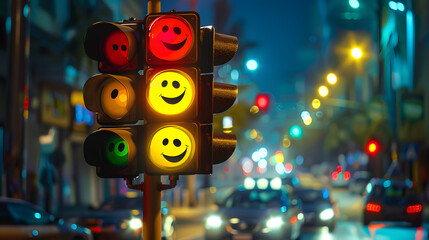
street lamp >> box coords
[349,0,360,9]
[246,59,258,71]
[327,73,337,85]
[318,85,329,97]
[351,47,362,59]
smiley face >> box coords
[101,30,130,67]
[147,70,195,115]
[103,135,128,168]
[149,126,195,169]
[147,15,194,61]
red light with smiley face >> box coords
[101,30,130,67]
[147,15,194,61]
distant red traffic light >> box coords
[366,140,380,156]
[255,94,270,111]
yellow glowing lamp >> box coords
[303,116,312,125]
[147,69,195,115]
[327,73,337,85]
[312,99,321,109]
[318,85,329,97]
[351,47,362,59]
[274,151,284,163]
[149,125,196,170]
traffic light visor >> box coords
[84,129,136,170]
[84,22,137,67]
[147,15,195,61]
[84,74,136,120]
[148,125,196,170]
[147,69,195,115]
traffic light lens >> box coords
[102,30,130,67]
[147,15,194,61]
[101,78,134,119]
[149,126,195,168]
[148,70,195,115]
[104,135,128,167]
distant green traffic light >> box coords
[349,0,360,9]
[289,125,303,139]
[246,59,258,71]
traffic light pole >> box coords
[143,2,161,239]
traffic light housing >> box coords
[83,11,238,178]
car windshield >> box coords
[295,190,328,203]
[99,196,143,211]
[371,185,417,204]
[224,190,286,209]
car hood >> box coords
[80,209,136,222]
[301,202,332,213]
[218,208,274,223]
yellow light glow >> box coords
[119,94,127,103]
[282,138,291,148]
[70,91,84,107]
[351,47,362,59]
[249,129,258,139]
[318,85,329,97]
[101,78,134,119]
[274,151,284,163]
[312,99,321,109]
[149,126,195,169]
[230,218,240,224]
[148,70,195,115]
[209,187,217,194]
[131,209,140,216]
[327,73,337,85]
[23,110,28,119]
[303,117,312,125]
[255,135,263,142]
[250,105,259,114]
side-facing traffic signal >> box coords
[83,20,142,178]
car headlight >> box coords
[319,208,334,221]
[266,217,284,229]
[129,218,143,230]
[205,215,222,229]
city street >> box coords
[173,189,429,240]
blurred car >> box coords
[294,187,338,232]
[78,194,175,240]
[205,178,304,240]
[348,171,371,195]
[363,178,423,226]
[0,197,92,240]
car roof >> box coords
[371,178,413,188]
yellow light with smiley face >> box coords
[149,125,195,169]
[147,70,195,115]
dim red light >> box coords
[147,15,194,61]
[284,163,293,173]
[366,203,381,213]
[331,171,339,181]
[89,226,102,233]
[224,166,230,173]
[343,171,351,181]
[336,165,342,172]
[407,204,422,214]
[290,216,297,224]
[101,30,130,67]
[255,94,269,111]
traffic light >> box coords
[142,11,238,175]
[83,11,238,178]
[83,20,142,178]
[366,140,380,156]
[255,93,270,111]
